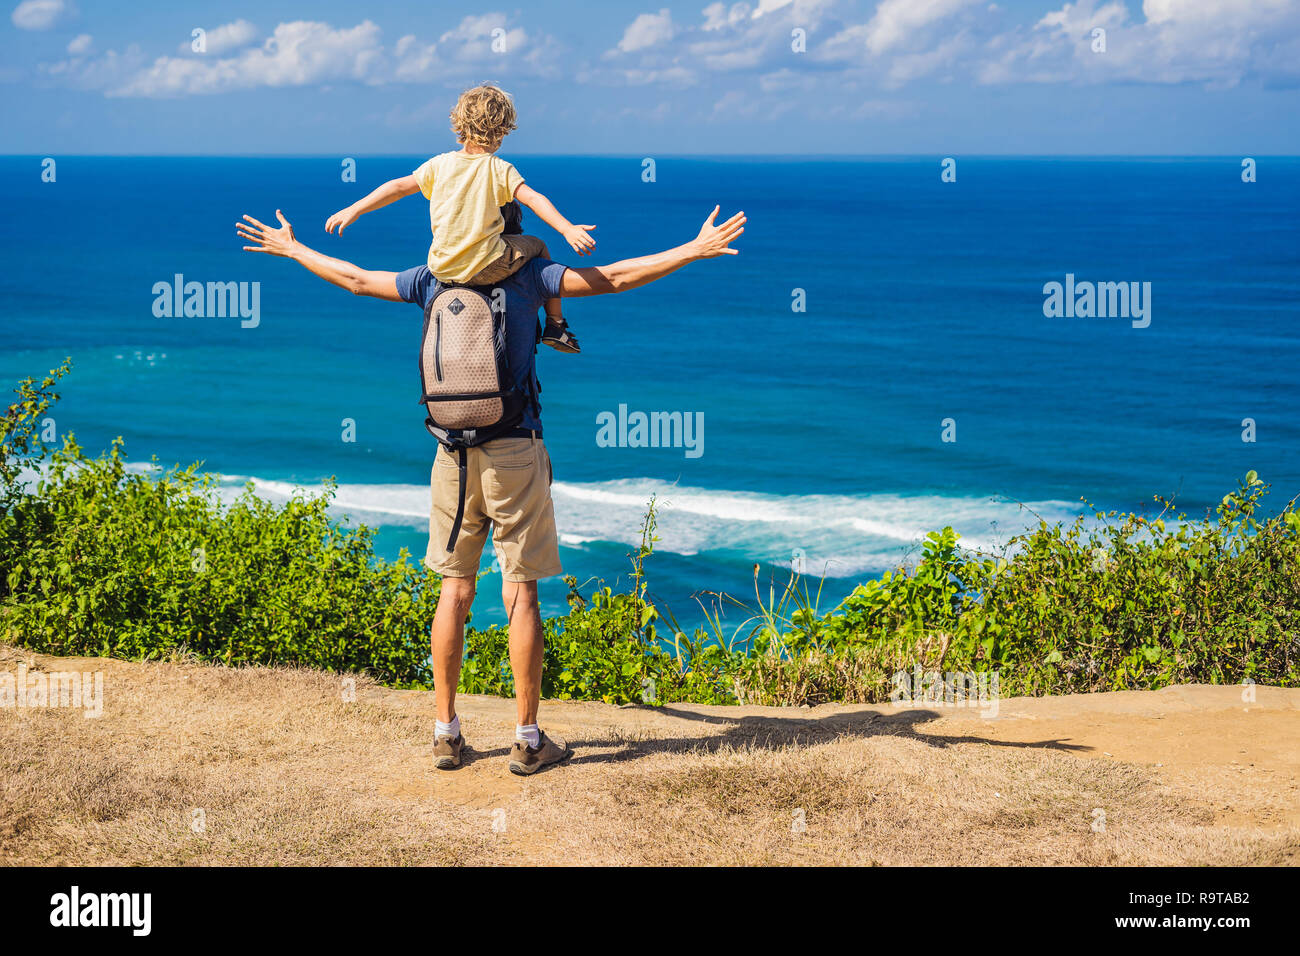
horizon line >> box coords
[3,152,1297,160]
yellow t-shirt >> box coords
[412,151,525,283]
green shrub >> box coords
[757,477,1300,701]
[947,474,1300,695]
[497,477,1299,707]
[0,364,440,685]
[459,498,736,705]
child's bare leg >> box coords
[544,295,564,326]
[536,242,580,353]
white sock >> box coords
[435,715,460,739]
[516,723,540,748]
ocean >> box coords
[2,155,1297,629]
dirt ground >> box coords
[1,643,1296,865]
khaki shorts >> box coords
[463,234,548,286]
[425,436,563,582]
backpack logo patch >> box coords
[447,297,465,316]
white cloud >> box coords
[30,1,1300,104]
[617,9,676,53]
[702,2,754,31]
[752,0,796,18]
[1143,0,1291,26]
[702,2,751,31]
[439,14,534,68]
[1034,0,1128,36]
[39,44,145,91]
[585,0,1298,130]
[41,15,561,98]
[861,0,980,55]
[436,11,522,56]
[599,0,1300,95]
[11,0,72,30]
[980,0,1300,88]
[181,20,260,56]
[111,21,386,97]
[883,33,971,86]
[393,14,556,82]
[604,0,836,85]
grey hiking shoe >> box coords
[508,731,573,776]
[433,734,466,770]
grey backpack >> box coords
[418,285,536,552]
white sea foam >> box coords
[210,474,432,529]
[160,467,1082,578]
[549,479,1080,576]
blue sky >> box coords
[3,0,1298,154]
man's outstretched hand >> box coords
[691,206,745,258]
[237,210,299,258]
[234,208,400,300]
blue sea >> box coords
[2,156,1297,629]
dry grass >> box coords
[1,643,1296,866]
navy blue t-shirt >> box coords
[395,258,567,434]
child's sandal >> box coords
[541,325,581,353]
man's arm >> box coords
[237,210,404,301]
[560,206,745,298]
[325,175,421,235]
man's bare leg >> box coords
[431,575,476,723]
[503,579,544,726]
[503,579,570,774]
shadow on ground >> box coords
[565,704,1091,765]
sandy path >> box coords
[2,645,1296,865]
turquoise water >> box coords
[2,155,1297,628]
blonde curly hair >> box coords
[449,84,518,151]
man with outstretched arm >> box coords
[237,205,745,775]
